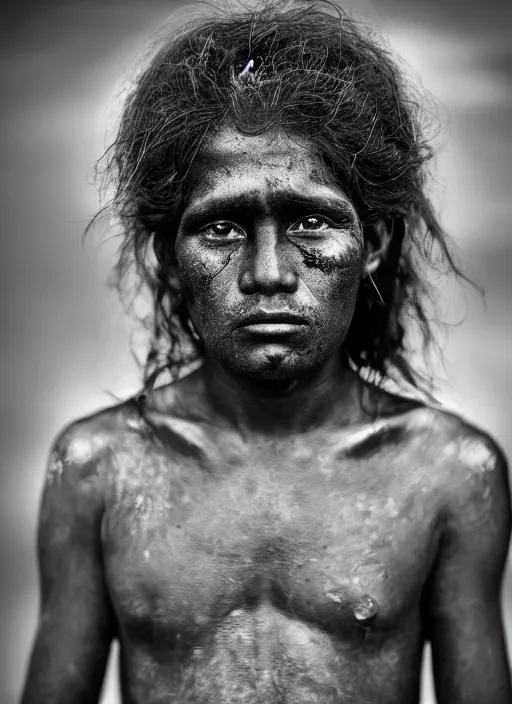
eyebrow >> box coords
[182,189,358,225]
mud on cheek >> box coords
[296,239,363,276]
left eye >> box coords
[289,216,332,232]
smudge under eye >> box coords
[297,246,346,274]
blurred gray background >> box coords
[1,1,511,702]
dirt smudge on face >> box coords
[297,246,344,274]
[264,352,285,370]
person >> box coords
[21,1,512,702]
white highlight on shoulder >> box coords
[65,435,95,464]
[440,432,498,479]
[457,436,496,475]
[46,456,64,485]
[46,427,104,486]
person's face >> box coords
[174,127,367,380]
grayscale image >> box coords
[2,1,511,703]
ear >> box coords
[362,218,394,275]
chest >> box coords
[103,442,440,642]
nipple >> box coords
[353,594,379,621]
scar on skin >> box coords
[210,251,235,281]
[297,245,344,274]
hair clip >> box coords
[238,58,255,79]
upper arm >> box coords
[21,423,115,704]
[427,432,512,704]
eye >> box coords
[289,216,333,233]
[201,221,246,242]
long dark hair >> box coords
[91,0,471,396]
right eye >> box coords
[201,222,246,242]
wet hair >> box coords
[93,0,470,396]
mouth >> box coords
[237,311,308,336]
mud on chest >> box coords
[103,477,434,645]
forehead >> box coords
[185,127,348,203]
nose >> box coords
[238,222,298,295]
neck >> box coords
[202,353,366,436]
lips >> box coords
[237,310,308,327]
[236,310,308,336]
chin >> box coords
[222,345,326,382]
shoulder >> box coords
[407,406,511,543]
[37,403,144,561]
[44,397,144,498]
[364,386,508,488]
[408,405,509,494]
[43,371,204,493]
[375,396,510,522]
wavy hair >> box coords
[92,0,470,395]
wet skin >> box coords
[22,129,511,704]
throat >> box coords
[202,354,365,435]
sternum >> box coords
[253,601,280,679]
[215,601,281,691]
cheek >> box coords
[298,240,364,305]
[175,243,236,318]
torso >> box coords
[92,374,454,704]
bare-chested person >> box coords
[21,1,512,703]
